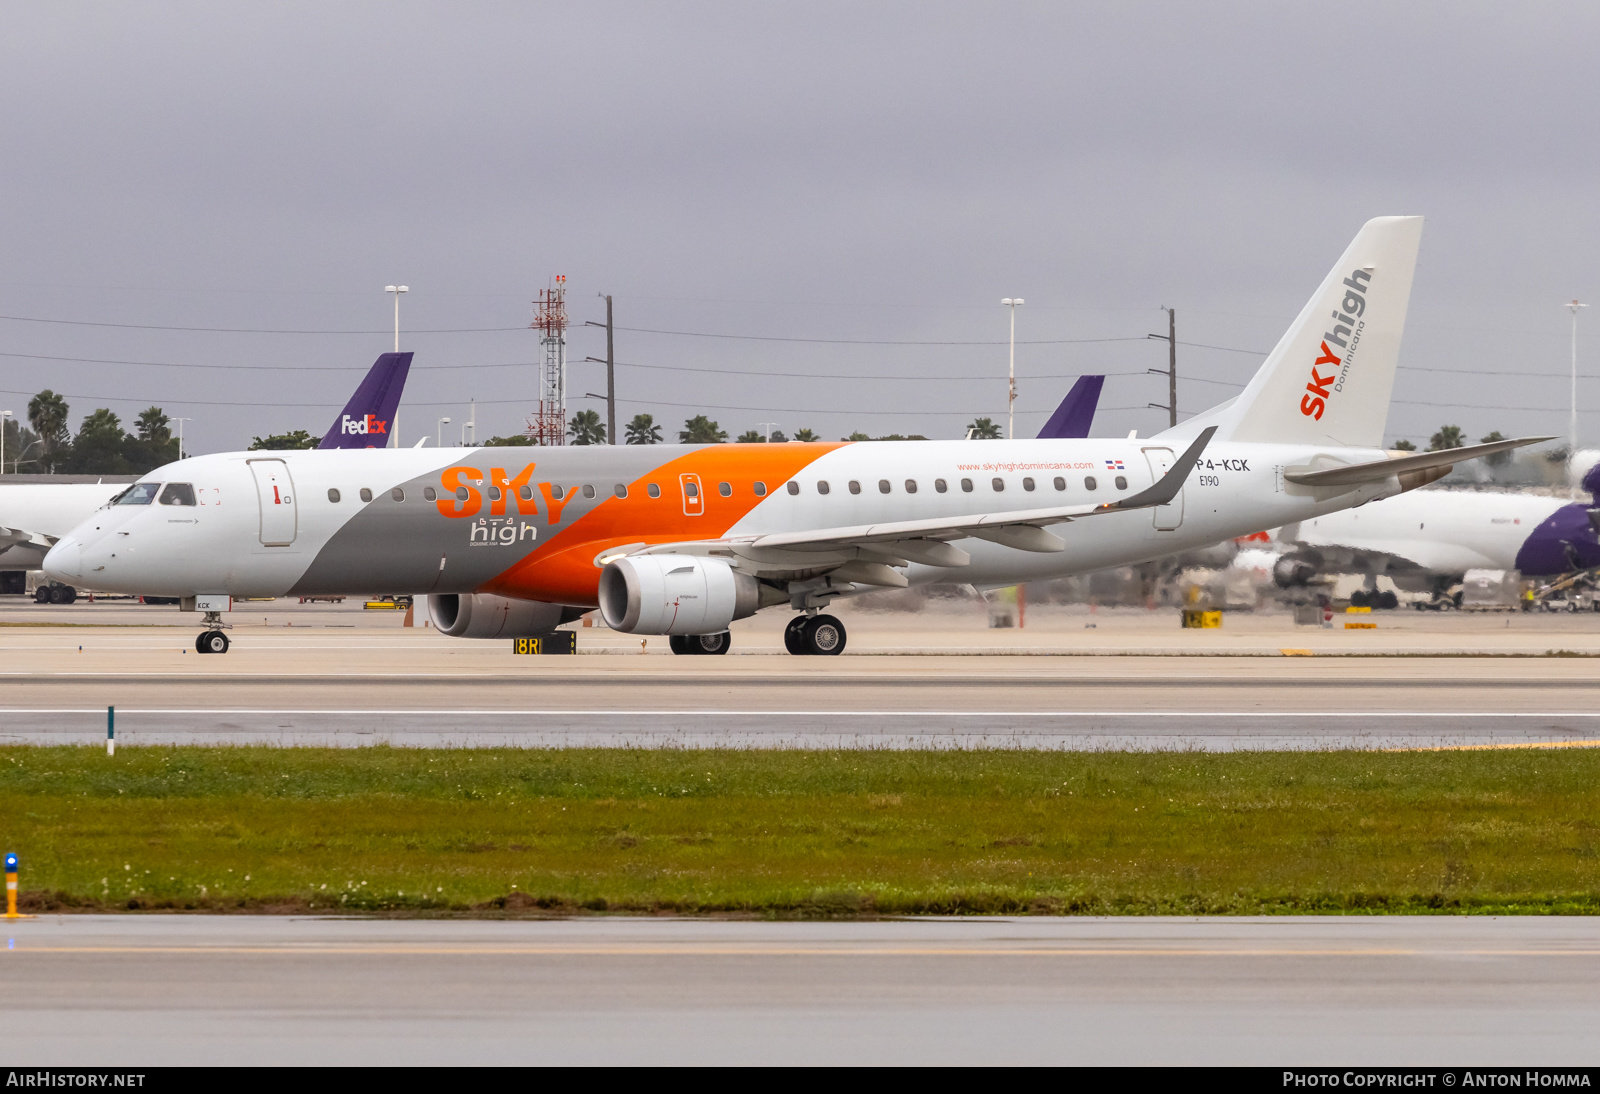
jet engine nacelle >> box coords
[598,554,762,635]
[428,593,580,639]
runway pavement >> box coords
[3,914,1598,1065]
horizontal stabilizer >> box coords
[1284,436,1554,487]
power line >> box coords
[0,314,524,335]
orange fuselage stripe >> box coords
[482,443,846,605]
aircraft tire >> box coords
[668,634,693,656]
[694,631,731,655]
[783,616,809,655]
[33,586,51,604]
[199,630,230,655]
[55,585,77,605]
[802,614,846,656]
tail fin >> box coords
[318,352,414,450]
[1037,375,1104,439]
[1200,216,1423,448]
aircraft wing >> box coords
[628,427,1215,580]
[0,525,58,552]
[1285,435,1553,487]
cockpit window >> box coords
[114,482,161,506]
[158,483,197,506]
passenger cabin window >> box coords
[1053,477,1065,491]
[582,484,596,499]
[786,482,800,495]
[817,481,830,495]
[878,480,891,494]
[960,478,974,492]
[1115,475,1128,490]
[327,488,342,503]
[158,483,197,506]
[614,484,628,499]
[359,487,373,503]
[935,479,948,493]
[992,477,1005,492]
[754,482,767,497]
[487,487,502,501]
[1022,477,1035,492]
[423,487,437,501]
[684,481,699,498]
[551,485,565,500]
[391,487,405,502]
[647,483,661,498]
[904,479,917,494]
[455,487,469,501]
[718,482,731,497]
[1084,476,1098,491]
[849,480,861,495]
[114,483,160,506]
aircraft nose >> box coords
[43,538,82,581]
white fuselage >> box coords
[44,438,1399,602]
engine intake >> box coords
[598,555,762,635]
[428,593,582,639]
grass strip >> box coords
[2,745,1599,916]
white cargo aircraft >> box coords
[44,216,1547,654]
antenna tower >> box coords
[526,275,568,445]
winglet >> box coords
[1100,426,1215,512]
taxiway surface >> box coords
[5,601,1600,749]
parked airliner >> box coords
[44,217,1546,654]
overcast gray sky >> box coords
[2,1,1598,453]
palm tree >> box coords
[135,406,172,444]
[624,413,663,445]
[568,409,606,445]
[27,389,69,471]
[768,429,789,443]
[1479,430,1511,468]
[845,431,870,441]
[736,429,765,443]
[679,415,728,444]
[792,428,819,442]
[967,417,1003,439]
[1391,439,1416,451]
[1427,425,1464,452]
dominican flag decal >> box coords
[1104,459,1125,471]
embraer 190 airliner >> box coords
[44,217,1546,654]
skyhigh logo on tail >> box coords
[1300,267,1370,421]
[341,414,388,437]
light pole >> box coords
[1,411,10,478]
[1569,300,1587,500]
[436,417,450,448]
[172,417,192,461]
[1001,298,1024,439]
[385,285,408,352]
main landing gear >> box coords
[670,632,732,656]
[784,614,846,656]
[195,610,231,654]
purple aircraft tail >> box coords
[318,352,413,449]
[1036,375,1104,439]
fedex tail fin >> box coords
[1169,216,1422,448]
[318,352,413,450]
[1037,375,1104,439]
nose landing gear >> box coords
[194,610,231,654]
[784,613,846,656]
